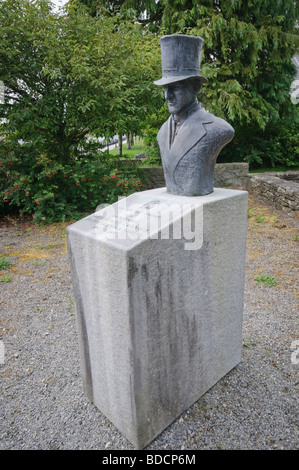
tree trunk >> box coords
[126,133,134,149]
[126,133,131,150]
[130,133,134,148]
[118,134,122,157]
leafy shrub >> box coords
[0,142,146,224]
[219,121,299,169]
[243,124,299,169]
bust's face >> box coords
[163,80,196,115]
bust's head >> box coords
[163,78,201,115]
[155,35,207,115]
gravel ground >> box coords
[0,192,298,451]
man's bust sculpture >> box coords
[154,34,234,196]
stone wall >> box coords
[141,166,165,189]
[214,162,249,187]
[141,162,249,189]
[246,172,299,218]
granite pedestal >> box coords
[67,187,248,449]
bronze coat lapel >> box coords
[158,108,214,176]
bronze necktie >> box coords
[171,119,180,146]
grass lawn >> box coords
[108,137,148,159]
[249,166,299,173]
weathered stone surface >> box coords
[214,162,249,187]
[67,187,248,449]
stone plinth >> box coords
[67,187,248,449]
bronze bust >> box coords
[154,34,234,197]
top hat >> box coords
[154,34,208,86]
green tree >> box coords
[167,1,298,129]
[159,0,298,131]
[91,0,299,166]
[0,0,161,160]
[78,0,164,30]
[1,0,92,163]
[93,18,162,154]
[0,0,161,219]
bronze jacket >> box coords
[157,103,234,196]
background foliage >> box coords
[0,140,146,223]
[0,0,159,221]
[0,0,298,222]
[139,0,299,166]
